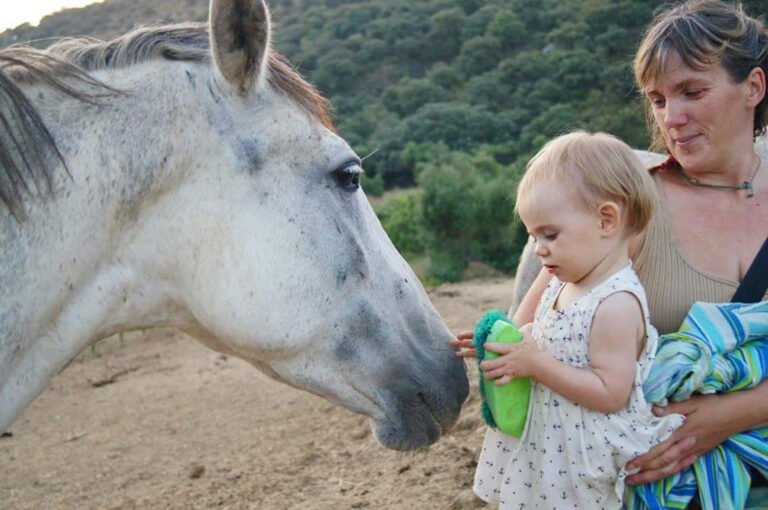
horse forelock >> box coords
[0,23,334,221]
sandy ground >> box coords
[0,277,515,510]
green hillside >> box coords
[4,0,767,280]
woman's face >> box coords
[645,52,764,174]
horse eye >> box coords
[332,162,361,192]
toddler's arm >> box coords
[482,291,644,414]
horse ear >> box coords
[209,0,270,94]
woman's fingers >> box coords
[625,452,697,485]
[653,399,696,417]
[644,436,696,470]
[625,435,697,485]
[625,437,670,470]
[627,433,695,470]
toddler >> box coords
[471,131,684,509]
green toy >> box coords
[473,310,531,438]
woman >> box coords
[453,0,768,492]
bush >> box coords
[361,172,384,197]
[417,148,528,281]
[374,189,426,256]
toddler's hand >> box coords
[480,324,541,385]
[450,330,476,358]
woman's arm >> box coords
[483,292,643,413]
[626,379,768,484]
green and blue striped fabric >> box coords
[626,301,768,510]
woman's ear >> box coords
[746,66,766,108]
[597,201,622,236]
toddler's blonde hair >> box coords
[516,131,659,235]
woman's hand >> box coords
[625,394,741,485]
[479,324,541,385]
[450,330,476,358]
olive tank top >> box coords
[634,173,767,334]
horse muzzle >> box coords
[372,352,468,450]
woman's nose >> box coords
[663,98,687,128]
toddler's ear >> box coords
[596,201,622,236]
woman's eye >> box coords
[650,97,665,107]
[684,89,703,99]
[332,162,362,192]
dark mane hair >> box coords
[0,23,333,220]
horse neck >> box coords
[0,63,207,430]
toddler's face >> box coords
[518,182,611,284]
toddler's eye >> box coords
[543,233,558,241]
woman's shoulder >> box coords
[633,150,667,169]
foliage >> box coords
[3,0,740,280]
[416,148,527,281]
[374,189,425,256]
[360,172,384,197]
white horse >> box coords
[0,0,467,450]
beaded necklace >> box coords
[660,155,761,198]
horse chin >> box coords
[371,391,459,451]
[372,413,443,451]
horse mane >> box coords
[0,23,333,220]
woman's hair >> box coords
[516,131,659,235]
[635,0,768,151]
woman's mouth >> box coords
[674,134,700,147]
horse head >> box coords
[0,0,468,451]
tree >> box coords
[462,4,501,40]
[456,36,504,77]
[403,103,518,151]
[427,7,466,61]
[382,78,450,116]
[488,10,526,50]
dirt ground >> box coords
[0,277,515,510]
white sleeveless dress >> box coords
[473,264,684,509]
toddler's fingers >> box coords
[483,342,513,354]
[482,366,511,381]
[456,330,474,340]
[495,375,512,386]
[479,359,502,371]
[454,348,477,359]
